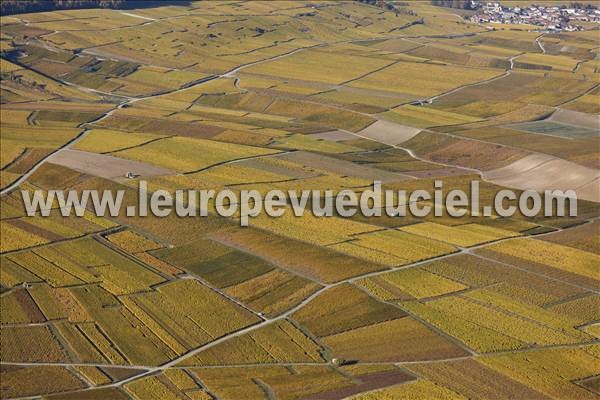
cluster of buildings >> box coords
[471,2,600,31]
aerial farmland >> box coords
[0,0,599,399]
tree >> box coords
[431,0,471,9]
[2,1,125,15]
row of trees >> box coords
[1,1,192,15]
[1,1,127,15]
[568,2,598,9]
[356,0,405,14]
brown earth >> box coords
[48,149,174,180]
[357,120,422,145]
[549,108,600,130]
[483,154,600,202]
[308,130,359,142]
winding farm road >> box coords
[0,42,321,196]
[0,100,130,195]
[2,20,599,399]
[2,215,598,399]
[426,49,523,105]
[536,33,546,54]
[4,27,513,196]
[0,128,92,195]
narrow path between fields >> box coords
[536,33,546,54]
[2,214,597,400]
[2,20,599,400]
[0,43,322,196]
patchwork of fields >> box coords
[1,1,599,399]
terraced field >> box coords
[1,1,598,399]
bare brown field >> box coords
[6,218,63,242]
[484,154,600,202]
[308,130,361,142]
[1,288,45,324]
[48,149,174,180]
[357,120,422,146]
[549,108,600,130]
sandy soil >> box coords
[277,151,410,182]
[549,108,600,130]
[574,179,600,203]
[309,130,358,142]
[48,149,174,180]
[484,154,600,202]
[484,154,556,179]
[357,120,422,145]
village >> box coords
[471,2,600,31]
